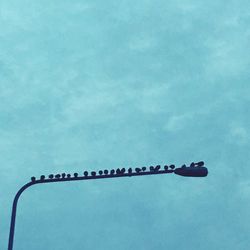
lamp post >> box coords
[8,162,208,250]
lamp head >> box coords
[174,166,208,177]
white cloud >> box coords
[228,123,249,145]
[163,113,193,132]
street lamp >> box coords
[8,162,208,250]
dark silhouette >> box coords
[135,168,141,173]
[91,171,96,176]
[169,164,175,169]
[40,175,45,180]
[116,168,121,174]
[155,165,161,171]
[120,168,126,174]
[8,162,208,250]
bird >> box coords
[73,173,78,178]
[61,173,66,178]
[196,161,204,167]
[120,168,126,174]
[84,171,88,177]
[155,165,161,171]
[99,170,103,175]
[91,171,96,176]
[55,174,61,178]
[135,168,141,173]
[164,165,168,170]
[40,175,45,180]
[190,162,195,167]
[104,170,109,175]
[149,166,155,171]
[48,174,54,179]
[67,174,71,178]
[31,176,36,182]
[142,167,147,171]
[169,165,175,169]
[110,169,115,175]
[128,168,133,175]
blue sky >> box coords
[0,0,250,249]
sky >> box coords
[0,0,250,249]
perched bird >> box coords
[116,168,121,174]
[31,176,36,182]
[149,166,155,171]
[110,169,115,175]
[169,165,175,169]
[142,167,147,171]
[104,170,109,175]
[73,173,78,178]
[128,168,133,175]
[196,161,204,167]
[181,164,187,168]
[67,174,71,178]
[120,168,126,174]
[99,170,103,175]
[55,174,61,178]
[84,171,88,177]
[155,165,161,171]
[48,174,54,179]
[91,171,96,176]
[40,175,45,180]
[61,173,66,178]
[190,162,195,167]
[135,168,141,173]
[164,165,168,170]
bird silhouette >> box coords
[91,171,96,176]
[120,168,126,174]
[40,175,45,180]
[190,162,195,167]
[155,165,161,171]
[196,161,204,167]
[31,177,36,182]
[135,168,141,173]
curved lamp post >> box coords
[8,162,208,250]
